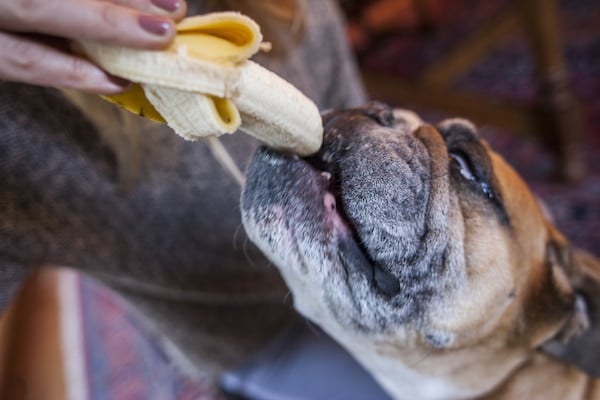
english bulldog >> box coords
[241,102,600,399]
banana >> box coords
[143,84,240,140]
[235,61,323,156]
[100,83,165,123]
[78,12,323,156]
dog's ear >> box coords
[534,198,599,332]
[530,197,593,343]
[560,247,600,340]
[521,229,582,348]
[569,248,600,294]
[540,243,600,374]
[545,237,593,343]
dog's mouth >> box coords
[303,146,403,297]
[290,103,438,298]
[242,102,452,326]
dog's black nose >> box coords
[321,101,395,132]
[361,101,395,127]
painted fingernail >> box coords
[151,0,182,12]
[138,15,172,36]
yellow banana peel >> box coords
[78,12,322,156]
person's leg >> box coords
[0,262,31,312]
[0,268,67,400]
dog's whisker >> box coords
[232,222,244,251]
[241,237,260,268]
[408,348,433,368]
[303,318,323,337]
[283,290,292,304]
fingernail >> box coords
[151,0,182,12]
[138,15,172,36]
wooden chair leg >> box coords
[363,0,586,181]
[518,0,586,180]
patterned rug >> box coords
[79,276,213,400]
[79,1,599,398]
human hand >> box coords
[0,0,187,94]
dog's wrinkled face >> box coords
[241,103,580,398]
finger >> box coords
[0,0,177,50]
[0,32,130,94]
[105,0,187,21]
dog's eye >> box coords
[449,150,475,181]
[449,150,495,199]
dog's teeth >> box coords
[321,151,334,163]
[320,171,332,181]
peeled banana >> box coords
[78,12,323,156]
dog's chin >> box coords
[241,148,371,330]
[241,105,455,333]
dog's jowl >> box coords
[241,102,600,400]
